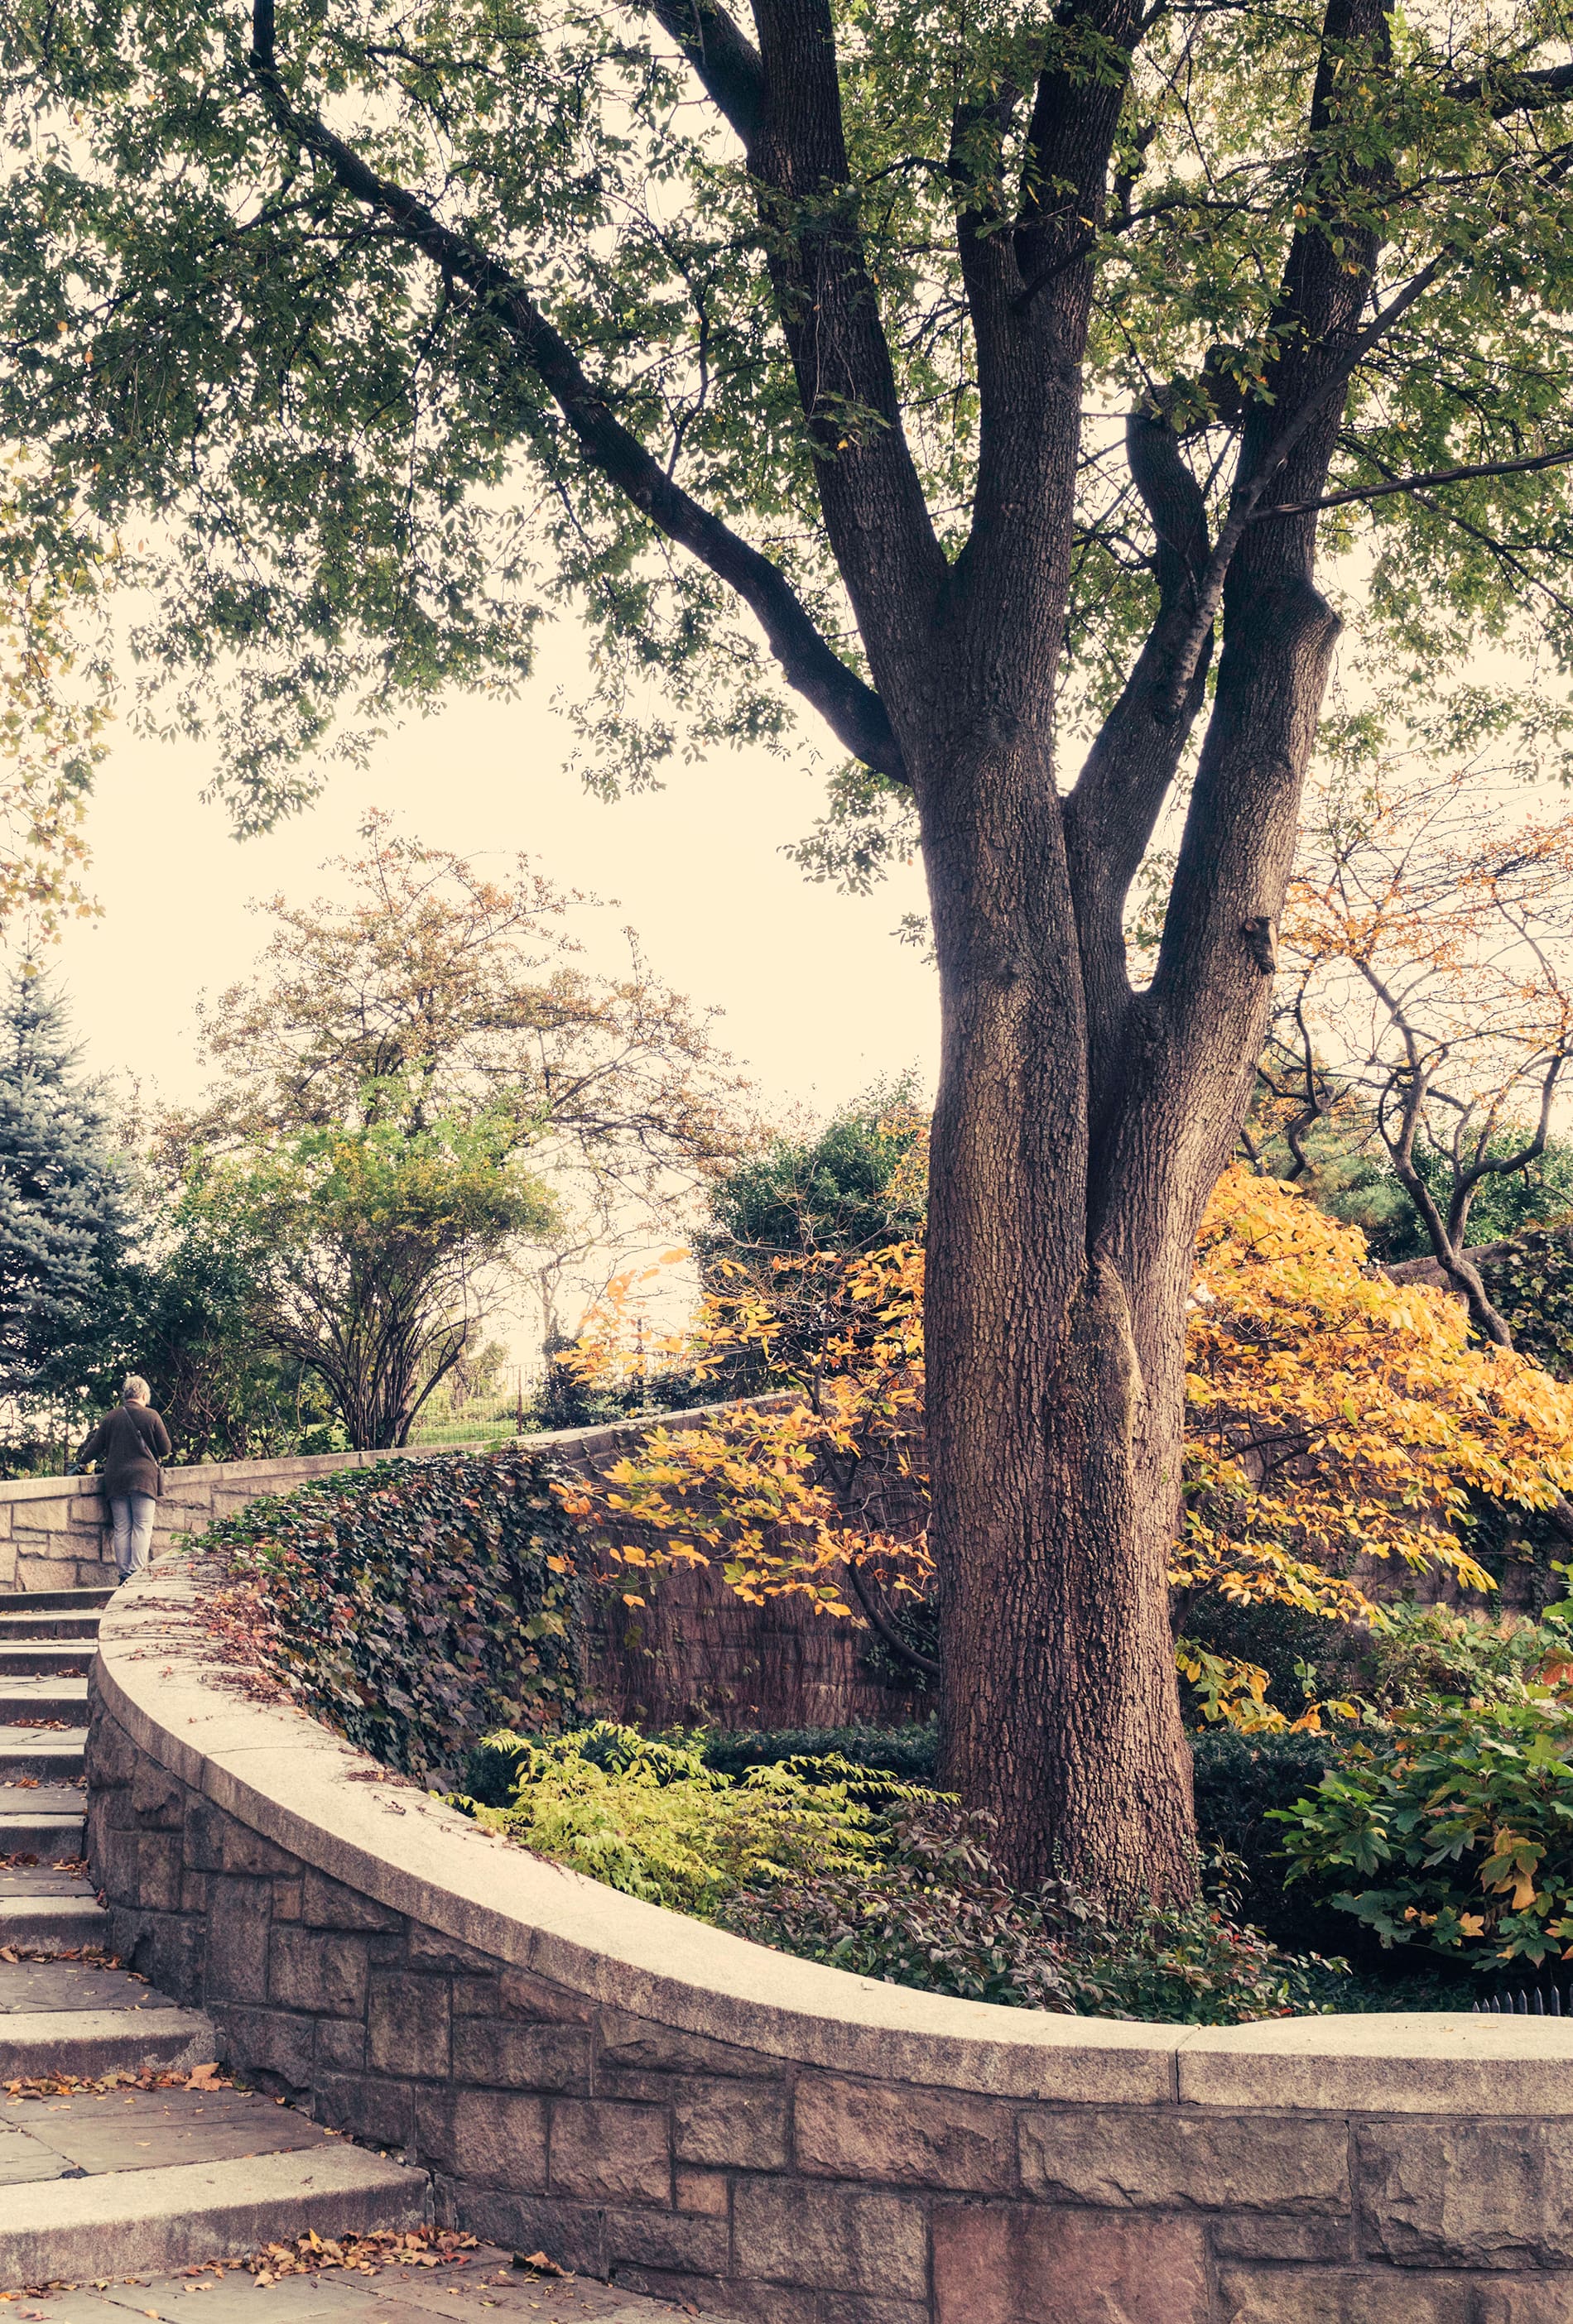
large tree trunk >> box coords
[916,727,1191,1896]
[919,559,1343,1896]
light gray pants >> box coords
[109,1493,156,1581]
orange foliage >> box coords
[556,1242,926,1613]
[560,1172,1573,1726]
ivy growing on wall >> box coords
[203,1451,583,1779]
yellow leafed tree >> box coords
[562,1171,1573,1728]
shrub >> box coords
[1479,1217,1573,1380]
[1190,1727,1348,1950]
[464,1725,1346,2024]
[722,1807,1346,2024]
[206,1449,581,1779]
[458,1723,916,1916]
[697,1722,939,1782]
[1360,1603,1573,1715]
[1274,1693,1573,1969]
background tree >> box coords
[193,1106,557,1448]
[110,1175,344,1462]
[698,1078,930,1275]
[8,0,1573,1889]
[1266,769,1573,1347]
[162,814,746,1441]
[0,971,131,1424]
[185,814,741,1200]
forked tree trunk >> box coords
[918,568,1343,1897]
[255,0,1393,1904]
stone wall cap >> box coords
[94,1548,1176,2105]
[0,1395,790,1516]
[1180,2008,1573,2114]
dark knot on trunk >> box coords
[1241,916,1277,974]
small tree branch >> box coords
[1152,252,1448,721]
[1259,441,1573,517]
[1446,60,1573,116]
[845,1558,940,1679]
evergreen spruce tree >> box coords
[0,973,130,1402]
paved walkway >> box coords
[0,1588,691,2317]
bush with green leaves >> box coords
[207,1449,581,1780]
[459,1723,922,1916]
[1360,1603,1573,1716]
[696,1722,940,1783]
[1479,1217,1573,1380]
[461,1723,1346,2024]
[1274,1693,1573,1970]
[722,1811,1346,2024]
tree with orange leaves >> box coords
[560,1169,1573,1731]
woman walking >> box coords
[76,1376,172,1584]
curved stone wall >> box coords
[87,1553,1573,2324]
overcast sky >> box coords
[46,622,940,1130]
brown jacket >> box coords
[78,1404,173,1500]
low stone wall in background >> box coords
[0,1447,457,1597]
[87,1553,1573,2324]
[2,1405,923,1731]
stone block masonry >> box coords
[84,1557,1573,2324]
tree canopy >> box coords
[181,812,742,1199]
[190,1107,556,1446]
[1,2,1569,810]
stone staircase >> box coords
[0,1584,429,2289]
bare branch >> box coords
[1260,440,1573,517]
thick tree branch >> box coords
[746,0,946,692]
[638,0,765,145]
[1066,398,1213,1131]
[1152,252,1445,719]
[1446,59,1573,116]
[248,7,906,783]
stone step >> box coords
[0,1642,97,1677]
[0,1587,114,1613]
[0,1678,91,1725]
[0,1735,88,1780]
[0,1958,184,2015]
[0,1783,87,1817]
[0,1811,88,1852]
[0,2134,430,2288]
[0,1890,107,1947]
[0,1614,101,1640]
[0,2005,216,2081]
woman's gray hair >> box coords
[121,1375,151,1407]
